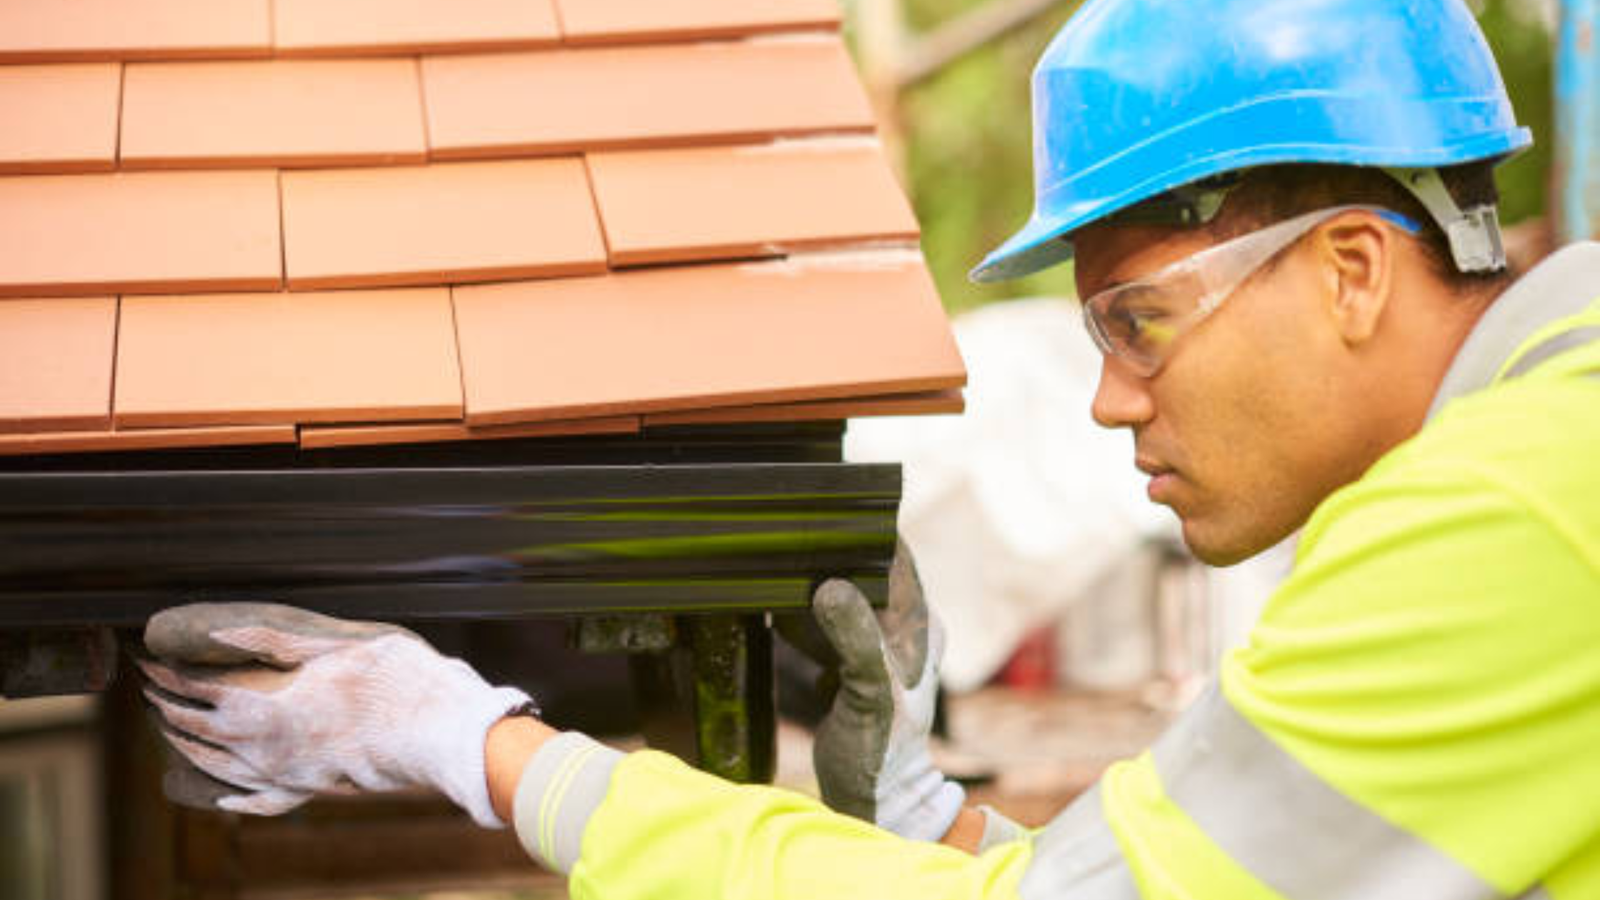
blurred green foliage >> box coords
[883,0,1555,313]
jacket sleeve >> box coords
[510,732,1032,900]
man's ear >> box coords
[1313,213,1394,347]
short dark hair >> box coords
[1207,162,1513,294]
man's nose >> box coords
[1090,355,1155,429]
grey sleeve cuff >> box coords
[511,731,625,874]
[976,804,1031,852]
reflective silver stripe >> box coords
[1017,784,1142,900]
[1426,243,1600,419]
[1152,686,1502,900]
[512,731,625,874]
[976,804,1030,853]
[1500,324,1600,381]
[1515,886,1554,900]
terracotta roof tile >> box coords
[589,140,918,266]
[299,415,638,450]
[281,159,606,290]
[0,169,281,298]
[274,0,561,56]
[0,2,969,457]
[0,296,117,433]
[556,0,841,45]
[644,388,964,425]
[0,0,271,64]
[422,38,874,158]
[0,424,294,456]
[0,64,122,174]
[120,59,426,169]
[114,288,462,428]
[452,254,965,425]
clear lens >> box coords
[1085,274,1206,376]
[1079,205,1399,376]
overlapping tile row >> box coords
[451,256,963,425]
[0,42,875,174]
[0,0,963,455]
[0,0,840,62]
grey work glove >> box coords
[137,603,533,827]
[810,544,965,841]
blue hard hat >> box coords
[971,0,1533,283]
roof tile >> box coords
[589,140,918,266]
[281,159,606,290]
[452,255,965,425]
[0,424,294,456]
[299,415,638,449]
[556,0,841,45]
[121,59,426,168]
[0,64,122,174]
[643,388,964,425]
[0,0,270,63]
[0,169,281,298]
[115,288,462,427]
[0,2,966,458]
[423,38,874,158]
[0,296,117,433]
[274,0,561,56]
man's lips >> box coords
[1135,456,1179,503]
[1135,456,1174,478]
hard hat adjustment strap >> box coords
[1382,167,1507,273]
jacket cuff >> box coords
[511,731,624,874]
[976,804,1030,852]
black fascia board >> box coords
[0,461,900,628]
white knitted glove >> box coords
[138,603,533,827]
[811,545,965,841]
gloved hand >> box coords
[809,544,965,841]
[137,603,534,827]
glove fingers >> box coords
[218,786,313,816]
[143,685,235,744]
[812,578,892,701]
[879,541,931,685]
[146,602,411,667]
[206,625,366,669]
[160,727,275,795]
[918,610,946,691]
[136,655,227,706]
[162,752,244,811]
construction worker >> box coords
[136,0,1599,897]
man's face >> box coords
[1073,221,1386,566]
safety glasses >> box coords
[1081,205,1421,377]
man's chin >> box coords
[1179,518,1265,568]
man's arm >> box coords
[481,714,988,853]
[485,714,553,824]
[137,599,1033,900]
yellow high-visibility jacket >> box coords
[511,243,1600,900]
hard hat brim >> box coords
[970,102,1532,285]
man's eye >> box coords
[1107,303,1166,336]
[1104,305,1148,340]
[1125,306,1168,326]
[1108,288,1183,345]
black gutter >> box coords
[0,461,899,628]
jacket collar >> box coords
[1426,241,1600,420]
